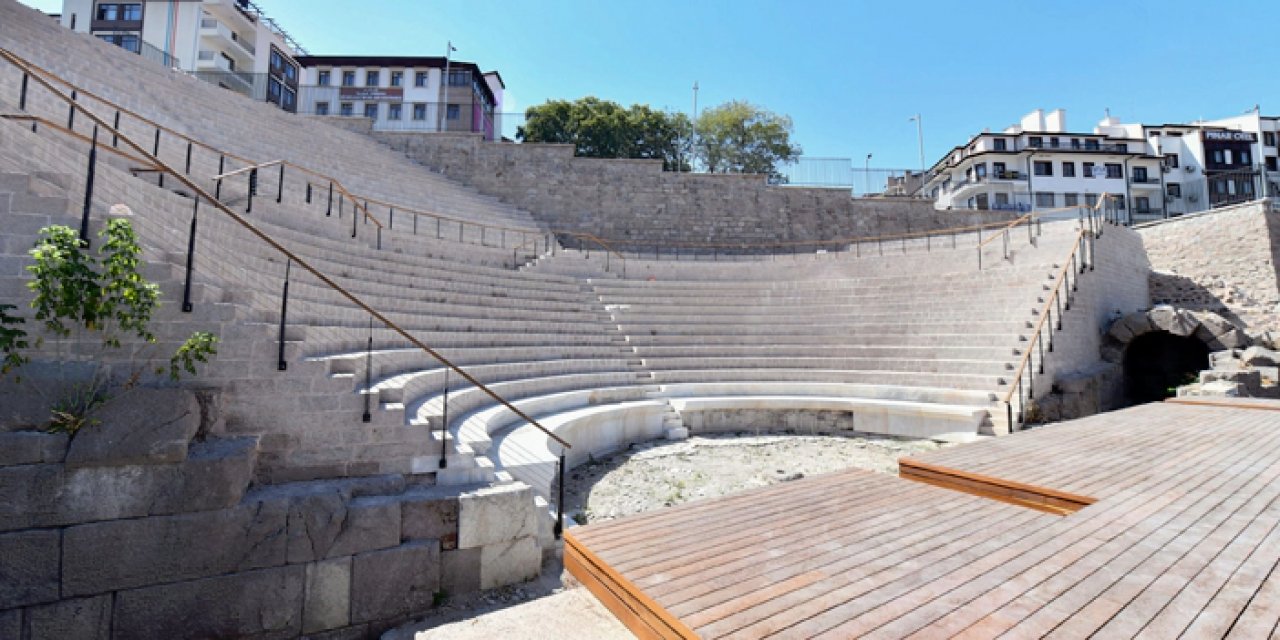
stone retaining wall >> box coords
[318,122,1016,250]
[1138,201,1280,335]
[0,390,542,639]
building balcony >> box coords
[1129,176,1162,188]
[200,17,256,58]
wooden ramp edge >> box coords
[899,458,1096,516]
[1165,397,1280,411]
[563,529,700,640]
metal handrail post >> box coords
[439,370,450,469]
[362,318,373,423]
[555,453,566,540]
[181,198,198,312]
[78,125,98,246]
[277,259,291,371]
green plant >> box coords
[9,220,218,432]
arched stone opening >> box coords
[1122,332,1211,403]
[1101,305,1250,406]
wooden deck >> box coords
[564,398,1280,638]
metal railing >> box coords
[1001,194,1117,432]
[2,47,573,535]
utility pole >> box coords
[691,81,699,172]
[437,41,456,132]
[909,113,925,174]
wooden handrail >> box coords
[2,48,569,449]
[0,114,158,170]
[212,159,282,180]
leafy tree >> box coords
[695,100,802,178]
[8,220,219,432]
[517,97,692,171]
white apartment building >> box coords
[58,0,303,111]
[923,109,1164,220]
[926,108,1277,222]
[295,56,505,141]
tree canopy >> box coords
[695,100,801,178]
[517,97,691,171]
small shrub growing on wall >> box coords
[4,219,218,432]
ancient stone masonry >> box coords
[1139,201,1280,336]
[0,389,541,639]
[328,125,1019,250]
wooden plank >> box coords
[898,458,1096,514]
[1166,397,1280,411]
[563,530,700,640]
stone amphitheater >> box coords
[3,1,1280,638]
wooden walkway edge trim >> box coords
[564,530,701,640]
[898,458,1097,516]
[1165,397,1280,411]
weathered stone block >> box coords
[402,486,458,550]
[149,437,258,516]
[1149,305,1196,337]
[304,557,351,634]
[458,482,537,549]
[1179,380,1243,397]
[479,536,542,590]
[1210,350,1243,370]
[283,491,401,564]
[0,431,68,466]
[350,540,440,624]
[0,530,60,609]
[440,547,481,596]
[1200,369,1264,396]
[1243,346,1280,368]
[62,501,288,596]
[66,389,201,467]
[112,565,304,639]
[24,595,111,639]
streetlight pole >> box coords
[909,114,925,174]
[691,81,699,172]
[437,41,456,132]
[864,153,872,195]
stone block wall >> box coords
[1138,201,1280,335]
[0,390,542,639]
[321,124,1017,250]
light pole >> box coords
[864,153,872,195]
[691,81,699,172]
[909,114,925,174]
[436,41,456,132]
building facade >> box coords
[58,0,303,111]
[925,108,1277,222]
[294,55,504,141]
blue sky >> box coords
[23,0,1280,169]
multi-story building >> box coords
[923,109,1164,219]
[58,0,304,111]
[295,55,504,141]
[926,108,1278,222]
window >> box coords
[96,32,140,53]
[281,87,296,113]
[1163,153,1179,169]
[975,194,989,210]
[1084,139,1099,150]
[96,3,141,21]
[1212,149,1226,164]
[1035,192,1055,208]
[1033,161,1053,176]
[1062,162,1076,177]
[339,102,353,116]
[388,103,402,120]
[314,102,329,116]
[1133,167,1148,182]
[993,138,1007,151]
[1240,150,1251,165]
[993,162,1007,177]
[267,78,281,101]
[415,71,428,87]
[446,104,460,120]
[1268,157,1278,172]
[974,163,987,179]
[1242,179,1254,195]
[365,71,379,86]
[1028,136,1043,148]
[1071,138,1081,149]
[1049,137,1059,148]
[994,193,1010,206]
[1166,183,1181,198]
[412,103,427,120]
[447,69,470,86]
[1114,195,1126,210]
[1105,163,1123,179]
[390,71,403,87]
[317,70,331,86]
[1064,193,1079,207]
[1135,196,1151,212]
[1116,143,1128,153]
[341,71,356,87]
[364,103,379,119]
[1082,162,1096,178]
[1266,132,1277,147]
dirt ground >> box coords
[389,432,948,640]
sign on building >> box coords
[338,87,404,101]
